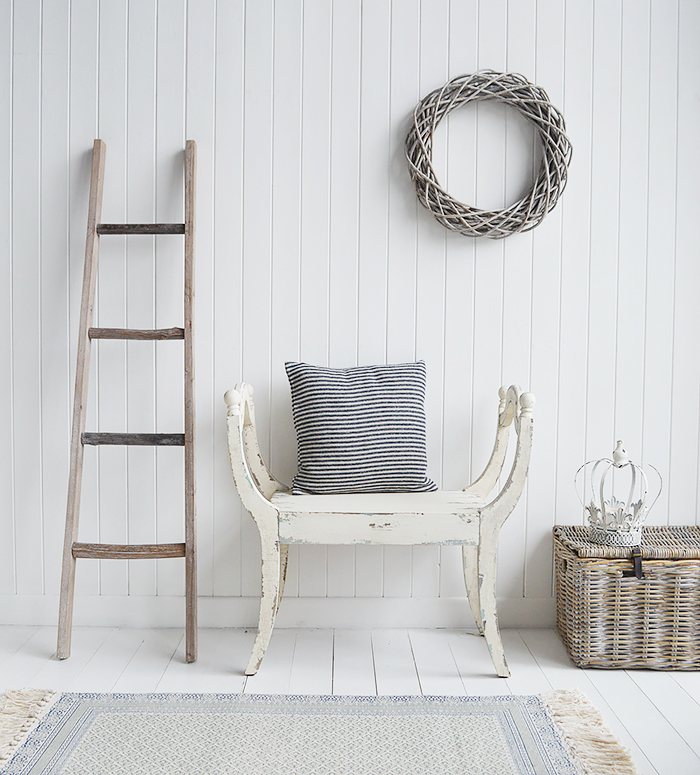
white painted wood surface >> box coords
[1,0,700,627]
[4,624,700,775]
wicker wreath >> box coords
[405,71,572,239]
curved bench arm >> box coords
[465,385,522,499]
[225,384,287,676]
[474,391,534,679]
[480,391,535,530]
[224,384,282,534]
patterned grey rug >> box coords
[0,689,637,774]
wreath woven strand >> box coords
[405,71,573,239]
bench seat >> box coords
[273,490,484,545]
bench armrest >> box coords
[224,384,284,533]
[465,385,522,499]
[480,391,535,529]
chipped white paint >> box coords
[273,491,482,545]
[466,385,521,499]
[224,384,535,678]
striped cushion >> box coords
[285,361,437,495]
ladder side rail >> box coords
[57,139,107,659]
[183,139,197,663]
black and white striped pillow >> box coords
[285,361,437,495]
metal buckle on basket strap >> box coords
[631,546,644,580]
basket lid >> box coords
[553,525,700,559]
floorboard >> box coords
[111,629,183,693]
[288,629,334,695]
[500,630,552,696]
[671,669,700,705]
[243,629,298,695]
[0,627,59,690]
[332,629,376,696]
[372,630,421,695]
[68,629,153,693]
[447,631,510,696]
[408,629,465,696]
[30,627,113,692]
[584,667,700,775]
[157,628,252,693]
[627,670,700,762]
[0,626,40,669]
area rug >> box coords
[0,688,637,774]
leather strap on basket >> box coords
[632,546,644,580]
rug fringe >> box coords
[0,689,56,765]
[543,688,639,775]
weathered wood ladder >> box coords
[57,139,197,662]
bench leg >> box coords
[462,544,484,635]
[245,537,281,676]
[479,536,509,678]
[275,544,289,615]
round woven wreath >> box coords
[405,71,572,239]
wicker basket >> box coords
[554,525,700,669]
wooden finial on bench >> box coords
[520,392,535,418]
[224,389,242,415]
[498,385,508,413]
[225,384,255,416]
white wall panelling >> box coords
[69,0,100,599]
[212,0,244,597]
[12,1,43,598]
[671,0,700,528]
[0,1,13,596]
[155,0,187,598]
[40,0,71,600]
[641,0,677,529]
[2,0,699,627]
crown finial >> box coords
[612,440,629,468]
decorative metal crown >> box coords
[574,441,662,547]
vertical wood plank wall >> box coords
[1,0,699,626]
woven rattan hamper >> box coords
[554,525,700,669]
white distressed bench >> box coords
[224,383,534,678]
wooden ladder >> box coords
[57,139,197,662]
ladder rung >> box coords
[89,327,185,340]
[72,542,186,560]
[82,432,185,446]
[97,223,185,235]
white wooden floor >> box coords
[1,626,700,775]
